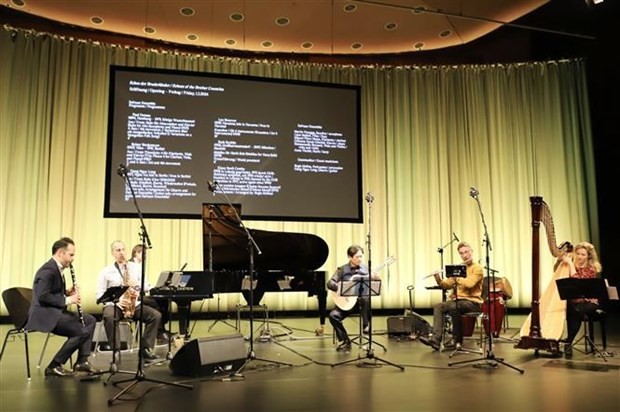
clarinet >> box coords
[69,264,85,326]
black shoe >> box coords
[142,348,160,363]
[564,344,573,358]
[336,340,352,352]
[44,365,75,378]
[157,331,169,341]
[419,336,441,351]
[443,339,457,350]
[73,361,102,375]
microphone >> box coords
[469,186,479,199]
[365,192,374,203]
[452,232,460,242]
[117,164,129,177]
[207,180,218,193]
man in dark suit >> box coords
[25,237,100,377]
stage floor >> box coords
[1,313,619,412]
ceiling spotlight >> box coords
[343,3,358,13]
[180,7,195,17]
[230,13,244,22]
[384,22,398,31]
[275,17,290,26]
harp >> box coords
[514,196,572,355]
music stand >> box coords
[85,286,133,383]
[332,275,405,371]
[556,278,609,361]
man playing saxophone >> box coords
[96,240,161,362]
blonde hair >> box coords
[457,241,472,251]
[573,242,602,273]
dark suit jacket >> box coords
[25,258,67,332]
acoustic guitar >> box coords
[330,256,397,311]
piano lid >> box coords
[202,203,329,272]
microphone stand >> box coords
[332,192,403,370]
[208,182,292,380]
[448,188,523,374]
[205,208,236,332]
[108,165,193,406]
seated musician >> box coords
[420,241,484,350]
[96,240,162,362]
[559,241,603,358]
[327,245,376,352]
[130,244,192,340]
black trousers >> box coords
[566,301,600,344]
[49,311,96,367]
[431,299,481,344]
[328,297,370,342]
[102,304,161,350]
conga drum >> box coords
[482,291,505,337]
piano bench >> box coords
[235,303,270,334]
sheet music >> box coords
[605,279,619,300]
[241,276,258,290]
[338,279,381,296]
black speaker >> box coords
[387,312,431,338]
[169,333,247,377]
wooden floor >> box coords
[1,312,619,412]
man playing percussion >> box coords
[420,241,484,350]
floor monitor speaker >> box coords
[387,312,431,338]
[169,333,246,377]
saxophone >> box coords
[117,261,139,318]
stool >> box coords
[92,319,138,354]
[235,304,270,340]
[572,310,608,360]
[448,312,485,357]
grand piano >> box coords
[152,203,330,334]
[204,203,330,327]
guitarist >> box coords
[327,245,377,352]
